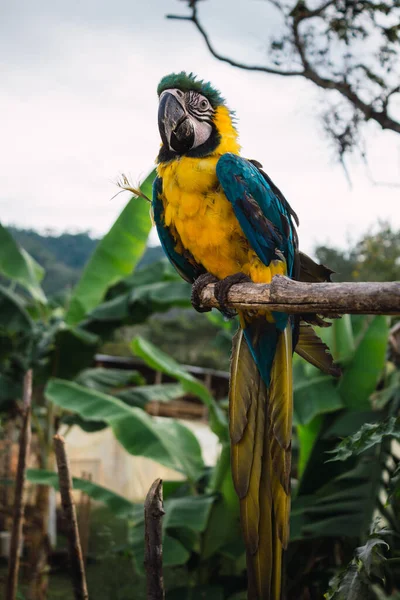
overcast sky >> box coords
[2,0,399,255]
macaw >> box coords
[153,72,339,600]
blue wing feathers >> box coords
[216,154,295,276]
[217,154,296,381]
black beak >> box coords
[158,92,194,154]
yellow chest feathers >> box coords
[157,155,252,279]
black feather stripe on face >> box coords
[187,91,214,123]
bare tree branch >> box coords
[299,0,336,19]
[289,3,400,134]
[199,277,400,315]
[6,370,32,600]
[167,5,305,77]
[168,0,400,141]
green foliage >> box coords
[46,378,204,480]
[328,417,400,462]
[27,469,136,517]
[0,171,222,596]
[75,366,145,391]
[125,339,242,593]
[0,171,190,412]
[295,314,388,480]
[86,258,191,330]
[0,284,33,334]
[53,326,100,380]
[118,307,232,371]
[288,313,397,598]
[339,316,389,409]
[325,527,388,599]
[315,223,400,284]
[9,227,98,296]
[131,335,228,441]
[293,367,343,426]
[3,208,400,598]
[75,366,184,408]
[0,223,46,303]
[22,308,398,599]
[130,492,216,573]
[66,170,155,325]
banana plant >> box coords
[287,314,393,599]
[128,320,396,599]
[24,315,397,599]
[0,169,201,599]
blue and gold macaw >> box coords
[153,72,338,600]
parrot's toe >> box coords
[214,272,251,319]
[191,273,218,313]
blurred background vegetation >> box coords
[8,220,400,369]
[1,206,399,599]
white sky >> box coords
[1,0,399,255]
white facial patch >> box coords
[192,119,213,148]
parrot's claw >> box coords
[214,272,251,319]
[191,273,218,313]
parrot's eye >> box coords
[188,91,212,117]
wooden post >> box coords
[78,471,92,564]
[53,435,89,600]
[6,370,32,600]
[144,479,165,600]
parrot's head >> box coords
[156,72,239,162]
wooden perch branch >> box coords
[200,276,400,315]
[6,370,32,600]
[53,435,89,600]
[144,478,165,600]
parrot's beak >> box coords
[158,91,194,154]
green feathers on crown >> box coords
[157,72,225,108]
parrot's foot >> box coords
[191,273,218,313]
[214,272,251,319]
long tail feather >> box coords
[230,323,293,600]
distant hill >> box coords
[9,227,163,296]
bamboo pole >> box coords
[6,370,32,600]
[199,276,400,315]
[144,479,165,600]
[53,435,88,600]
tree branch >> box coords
[54,435,89,600]
[6,370,32,600]
[144,479,165,600]
[167,6,305,77]
[303,71,400,134]
[168,1,400,136]
[300,0,336,19]
[289,5,400,134]
[198,276,400,314]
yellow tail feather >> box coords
[230,325,293,600]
